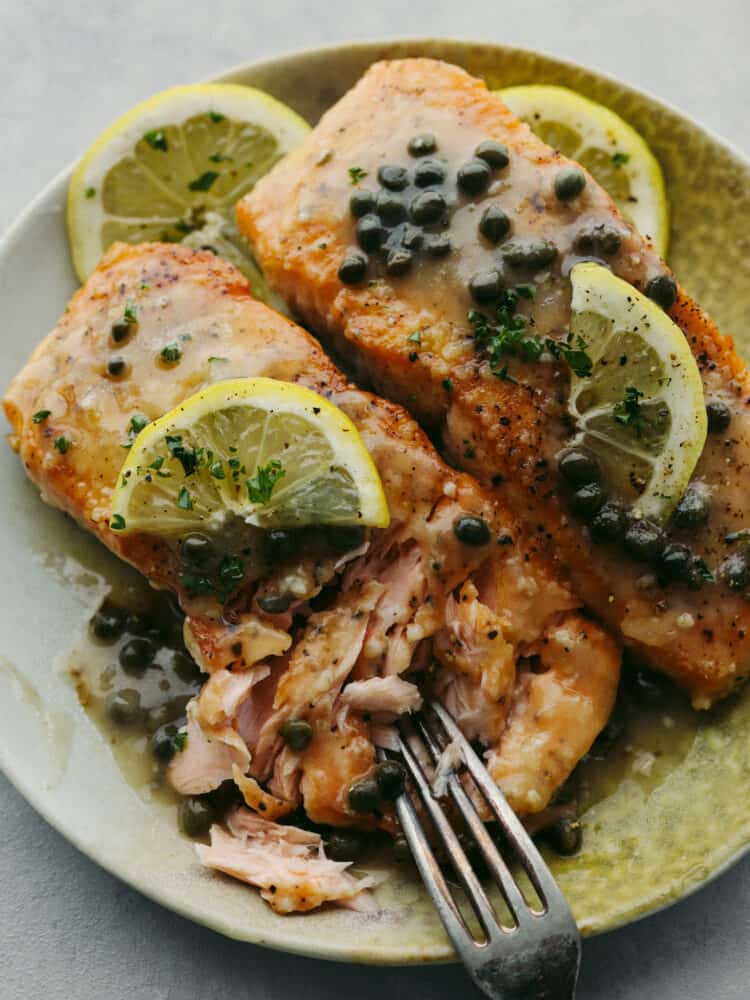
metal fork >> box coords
[383,700,581,999]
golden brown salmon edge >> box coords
[239,56,750,708]
[2,241,620,913]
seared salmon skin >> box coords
[240,57,750,707]
[3,242,619,910]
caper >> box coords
[478,205,511,244]
[105,688,142,726]
[375,190,407,223]
[326,830,367,862]
[502,239,558,270]
[180,532,216,567]
[266,528,298,562]
[468,268,502,304]
[324,524,367,552]
[645,274,678,312]
[598,227,623,256]
[624,518,665,561]
[453,515,491,546]
[170,650,202,684]
[178,796,217,838]
[280,718,314,752]
[589,500,626,543]
[574,224,621,257]
[385,248,413,276]
[91,602,127,642]
[378,164,409,190]
[706,399,732,433]
[457,157,492,196]
[569,482,607,517]
[407,133,437,157]
[410,190,446,225]
[423,233,452,257]
[401,224,424,251]
[414,159,446,187]
[475,140,510,169]
[545,817,583,856]
[348,775,381,814]
[554,166,586,201]
[374,760,406,800]
[150,725,179,763]
[146,695,190,732]
[672,487,709,529]
[338,251,368,285]
[356,214,386,252]
[720,549,750,591]
[658,542,693,581]
[107,356,127,378]
[686,556,711,591]
[258,593,293,615]
[393,833,413,863]
[118,636,157,676]
[111,320,133,343]
[558,448,600,486]
[349,189,376,218]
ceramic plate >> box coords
[2,39,750,965]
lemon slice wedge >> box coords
[498,85,669,256]
[111,378,389,535]
[567,262,706,521]
[66,83,310,298]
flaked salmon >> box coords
[240,57,750,707]
[4,241,619,911]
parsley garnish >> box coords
[123,302,138,326]
[348,166,368,184]
[407,331,422,345]
[84,187,96,199]
[54,436,70,454]
[613,386,646,435]
[693,557,715,584]
[166,435,197,475]
[545,333,593,377]
[442,378,453,392]
[208,110,225,123]
[612,152,631,168]
[179,554,245,603]
[179,573,215,596]
[218,554,244,595]
[188,170,220,192]
[32,410,51,424]
[177,486,192,510]
[207,356,228,363]
[149,456,164,470]
[110,514,126,531]
[173,731,187,752]
[160,343,182,364]
[127,414,150,442]
[468,285,543,380]
[143,129,168,152]
[208,152,232,163]
[209,461,225,479]
[725,529,750,544]
[246,460,285,504]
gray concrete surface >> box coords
[2,2,749,997]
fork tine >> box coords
[414,711,530,925]
[428,700,571,909]
[397,727,498,940]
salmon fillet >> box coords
[239,57,750,707]
[3,243,619,897]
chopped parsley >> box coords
[207,356,228,363]
[208,152,232,163]
[149,456,165,470]
[246,460,285,504]
[177,486,192,510]
[612,152,631,168]
[166,435,197,475]
[693,558,715,584]
[127,414,150,442]
[54,436,70,454]
[725,529,750,544]
[208,110,226,123]
[545,333,593,377]
[218,554,244,594]
[143,129,168,152]
[442,378,453,392]
[32,410,51,424]
[407,331,422,345]
[173,731,187,752]
[180,553,245,603]
[209,461,225,479]
[160,343,182,364]
[348,166,368,184]
[468,285,543,379]
[188,170,220,192]
[613,386,646,435]
[84,187,96,199]
[123,301,138,326]
[110,514,126,531]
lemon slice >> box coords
[66,83,310,298]
[111,378,389,535]
[567,262,706,521]
[498,85,669,256]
